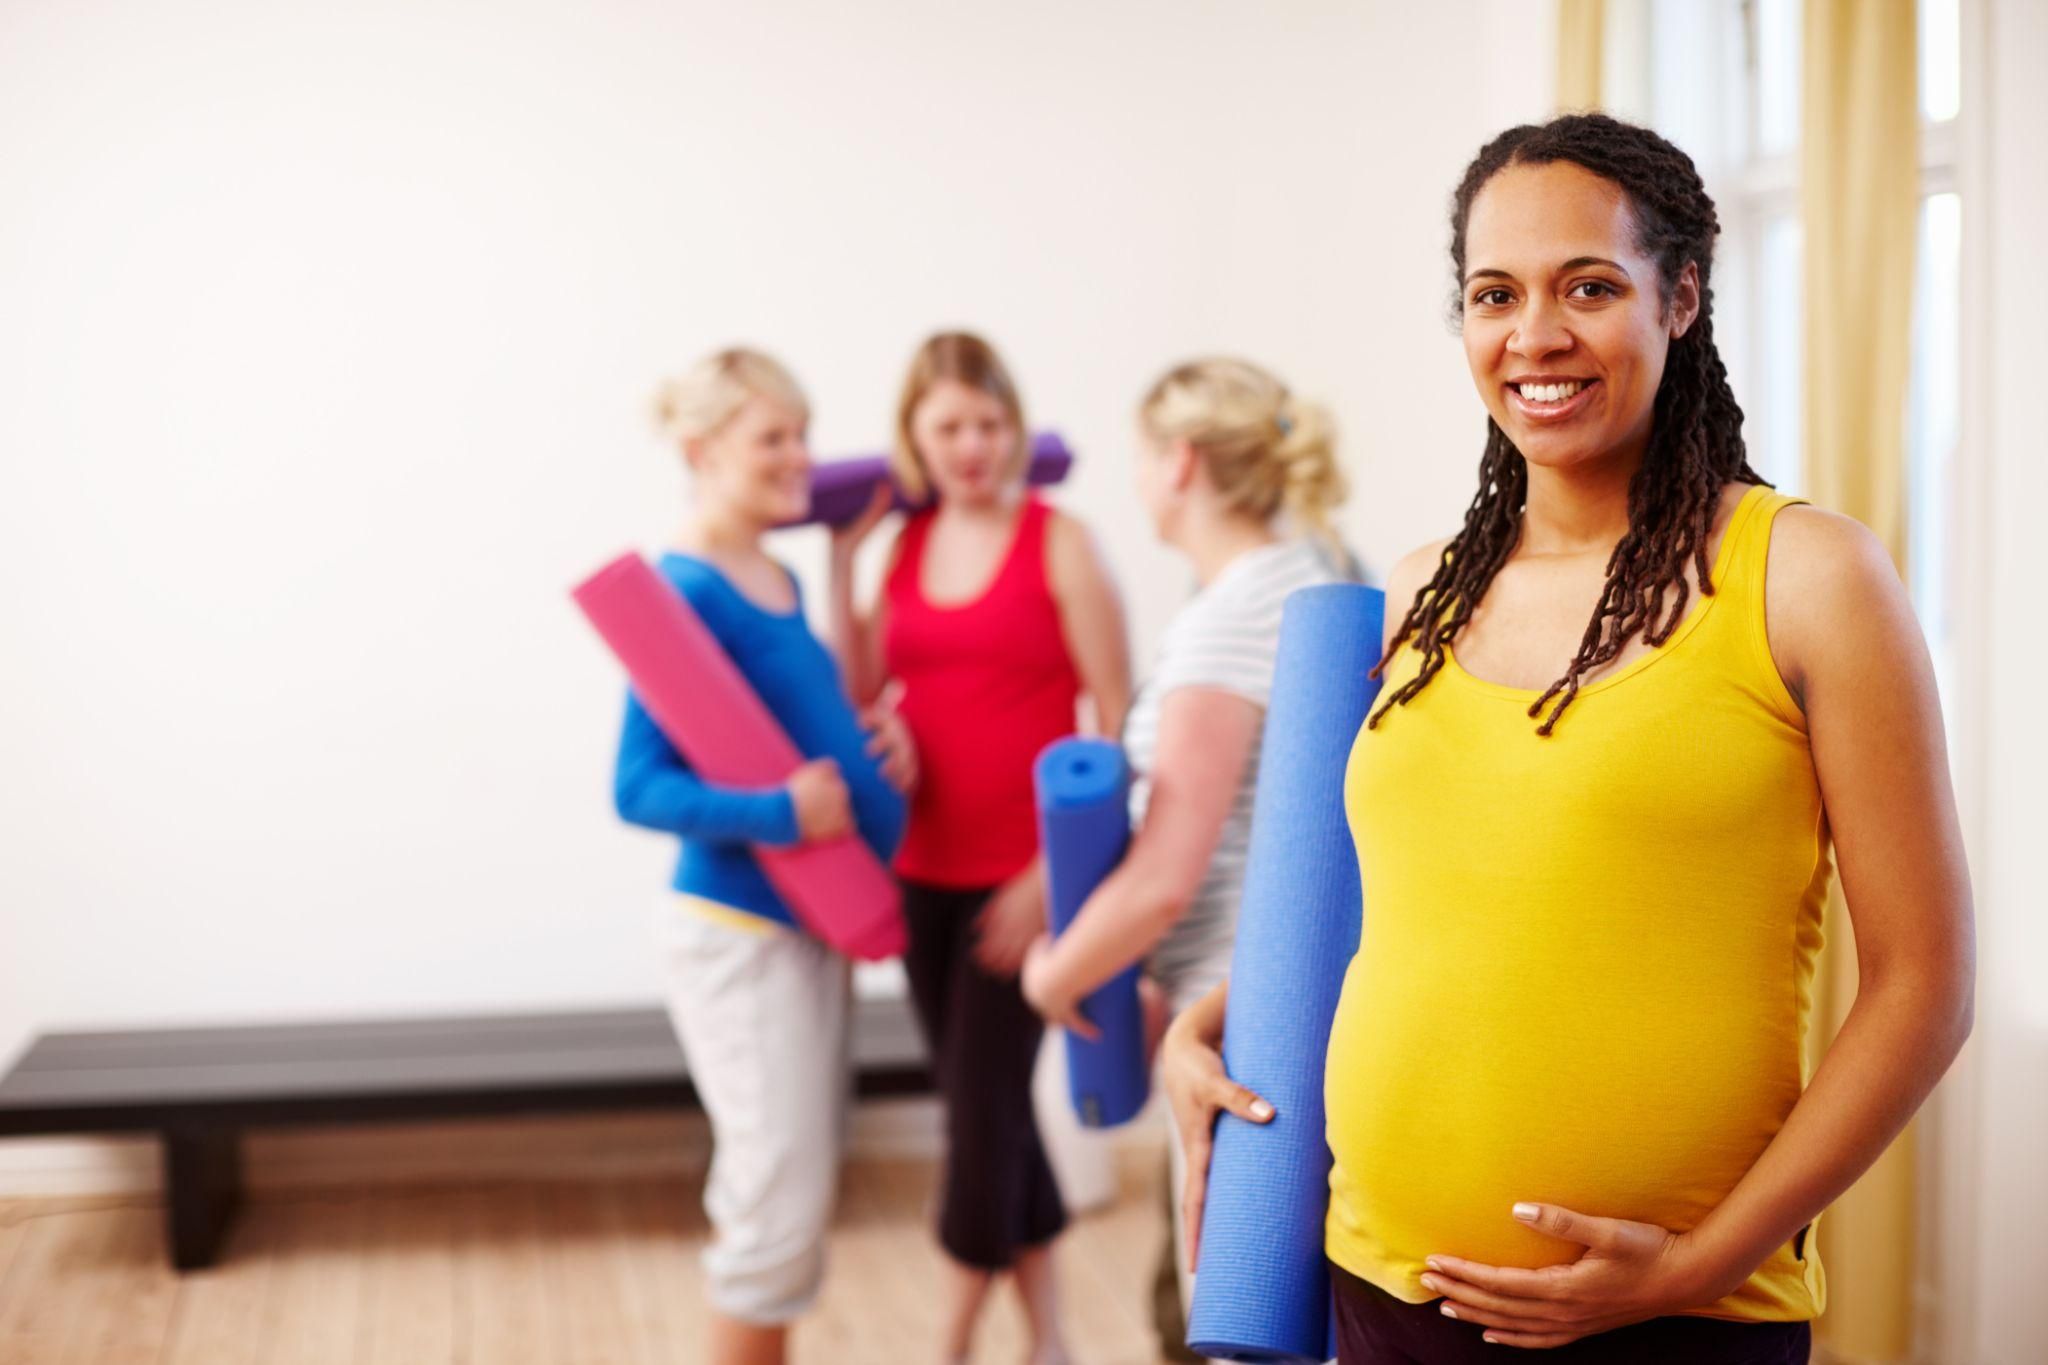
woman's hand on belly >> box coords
[1417,1202,1731,1349]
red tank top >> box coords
[884,497,1081,887]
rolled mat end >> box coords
[1034,737,1149,1129]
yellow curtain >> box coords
[1801,2,1921,1362]
[1556,0,1605,111]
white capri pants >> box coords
[655,902,852,1324]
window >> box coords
[1731,0,1803,493]
[1909,0,1963,688]
[1647,0,1963,666]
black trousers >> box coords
[1332,1262,1811,1364]
[900,878,1067,1270]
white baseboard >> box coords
[0,1097,944,1199]
[0,1095,1165,1201]
[0,1133,161,1199]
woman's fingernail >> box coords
[1440,1304,1458,1319]
[1483,1334,1499,1345]
[1425,1256,1445,1272]
[1513,1202,1540,1222]
[1249,1100,1274,1120]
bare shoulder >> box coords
[1385,537,1454,617]
[1045,505,1088,552]
[1766,503,1902,606]
[1044,507,1116,593]
[1764,502,1919,703]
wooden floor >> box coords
[0,1158,1171,1365]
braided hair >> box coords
[1368,113,1766,737]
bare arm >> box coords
[1673,507,1975,1294]
[1022,686,1261,1019]
[826,490,897,706]
[1161,976,1276,1270]
[1046,511,1133,736]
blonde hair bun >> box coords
[1139,357,1348,535]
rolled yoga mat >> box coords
[793,431,1075,528]
[572,552,906,961]
[1186,582,1386,1364]
[1033,737,1149,1129]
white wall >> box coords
[0,2,1550,1070]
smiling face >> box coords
[909,379,1023,508]
[687,393,811,527]
[1460,160,1699,475]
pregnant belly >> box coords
[1323,954,1801,1299]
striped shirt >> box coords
[1124,537,1354,1010]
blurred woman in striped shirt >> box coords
[1020,357,1362,1348]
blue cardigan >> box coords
[612,554,906,930]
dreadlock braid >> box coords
[1368,112,1766,737]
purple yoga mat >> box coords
[789,432,1074,528]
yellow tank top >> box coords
[1324,485,1829,1322]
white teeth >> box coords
[1517,380,1585,403]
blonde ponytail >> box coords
[1139,358,1349,538]
[1269,394,1346,537]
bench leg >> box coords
[161,1127,242,1271]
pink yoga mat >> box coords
[572,552,906,961]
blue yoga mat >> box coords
[1187,583,1385,1364]
[1034,737,1149,1129]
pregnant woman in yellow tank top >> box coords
[1162,114,1974,1363]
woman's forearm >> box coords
[826,551,884,704]
[1685,965,1973,1297]
[1038,852,1186,1004]
[1087,671,1132,741]
[1046,514,1133,737]
[1039,689,1259,1008]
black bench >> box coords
[0,999,931,1271]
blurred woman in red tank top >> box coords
[830,332,1130,1365]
